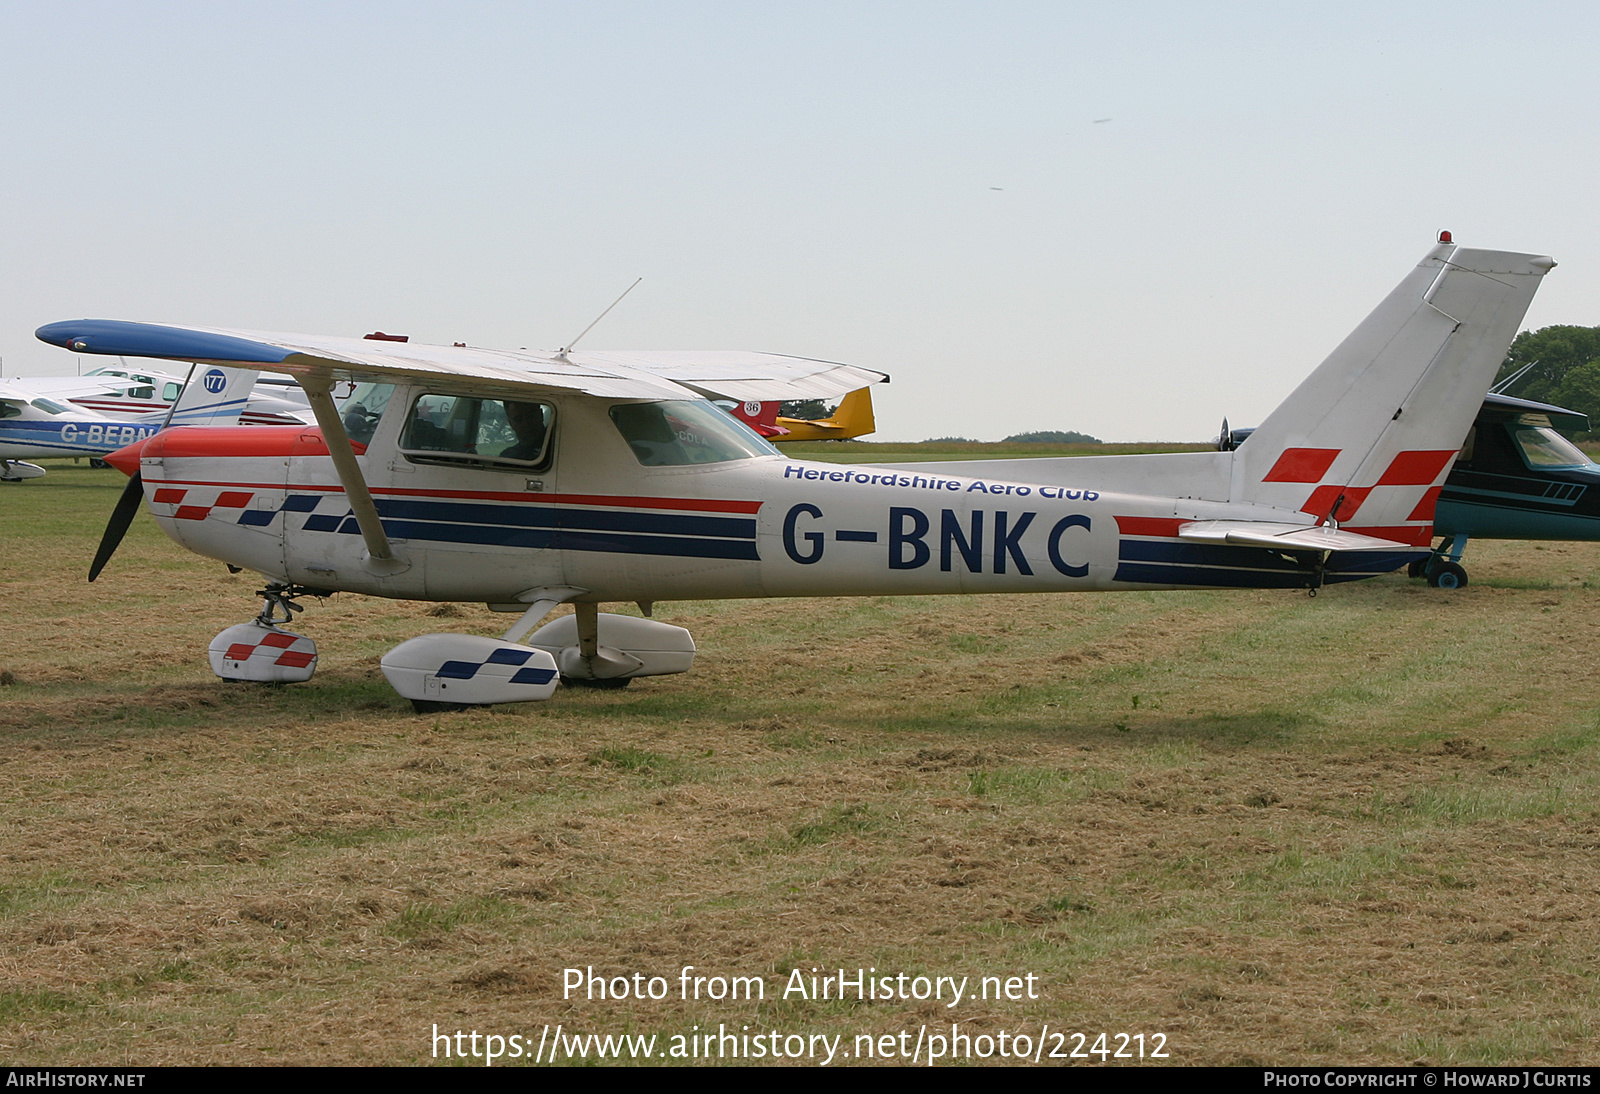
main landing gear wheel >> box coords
[1428,561,1468,589]
[1408,560,1427,578]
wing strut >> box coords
[300,374,406,575]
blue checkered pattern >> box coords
[436,646,555,686]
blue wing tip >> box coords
[35,320,291,365]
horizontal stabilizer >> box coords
[1178,520,1411,553]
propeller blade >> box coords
[88,471,144,582]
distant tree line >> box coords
[1496,325,1600,430]
[916,430,1103,444]
[1001,430,1102,444]
[779,399,834,420]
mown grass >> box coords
[6,463,1600,1065]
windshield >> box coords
[610,400,780,466]
[1509,423,1595,471]
[337,383,396,445]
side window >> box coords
[162,383,182,401]
[337,383,396,445]
[400,394,553,469]
[1508,423,1593,470]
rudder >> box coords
[1235,241,1554,544]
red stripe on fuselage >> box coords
[1114,516,1185,538]
[373,485,762,514]
[145,477,764,515]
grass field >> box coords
[4,458,1600,1066]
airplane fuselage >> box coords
[0,407,160,462]
[1434,408,1600,541]
[128,388,1421,604]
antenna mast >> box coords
[558,278,643,358]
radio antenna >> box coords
[559,277,642,357]
[1490,358,1539,395]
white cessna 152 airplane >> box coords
[38,237,1551,711]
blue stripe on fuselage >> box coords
[1114,537,1424,587]
[271,494,761,561]
[1113,562,1375,588]
[370,519,760,560]
[371,497,755,539]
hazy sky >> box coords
[2,2,1596,441]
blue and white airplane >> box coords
[0,366,260,481]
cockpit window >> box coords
[610,400,780,466]
[400,394,554,470]
[1508,423,1595,470]
[0,401,22,419]
[29,399,69,415]
[337,383,396,445]
[86,368,153,399]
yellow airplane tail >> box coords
[774,386,876,441]
[823,387,875,436]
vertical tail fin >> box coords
[774,386,876,441]
[152,366,261,428]
[1236,242,1554,544]
[823,386,876,437]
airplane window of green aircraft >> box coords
[610,400,779,466]
[1508,423,1596,470]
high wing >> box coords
[568,350,888,402]
[34,321,883,404]
[5,375,147,400]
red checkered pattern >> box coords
[1278,448,1458,539]
[152,487,255,521]
[224,630,315,669]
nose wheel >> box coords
[207,584,331,683]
